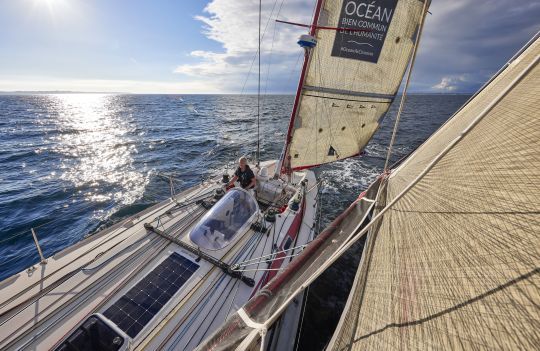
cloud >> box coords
[415,0,540,93]
[173,0,314,93]
[432,75,467,91]
[0,75,215,94]
[177,0,540,94]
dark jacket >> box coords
[235,166,255,189]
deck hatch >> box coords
[103,252,199,338]
[189,188,259,250]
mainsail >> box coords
[282,0,428,171]
[196,31,539,351]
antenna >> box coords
[256,0,261,167]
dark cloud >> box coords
[415,0,540,92]
[179,0,539,93]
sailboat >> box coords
[196,27,540,351]
[0,0,428,350]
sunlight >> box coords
[34,0,66,7]
[45,94,148,218]
[32,0,70,19]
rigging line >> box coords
[80,235,149,273]
[240,0,281,94]
[261,0,285,106]
[294,285,310,351]
[261,4,279,112]
[233,267,287,273]
[257,0,261,167]
[308,0,318,26]
[272,208,293,249]
[224,267,246,319]
[382,2,429,173]
[158,266,231,348]
[235,222,267,266]
[306,179,323,194]
[0,228,34,244]
[0,200,111,243]
[235,250,306,269]
[234,244,309,267]
[285,51,304,87]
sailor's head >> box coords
[238,156,248,170]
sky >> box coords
[0,0,538,94]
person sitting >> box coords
[228,156,256,190]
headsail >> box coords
[282,0,428,171]
[328,33,540,350]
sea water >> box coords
[0,93,470,349]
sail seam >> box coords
[303,85,395,100]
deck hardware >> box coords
[144,223,255,287]
[250,222,268,234]
[31,228,47,265]
[169,176,176,198]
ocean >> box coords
[0,93,470,349]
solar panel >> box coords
[103,252,199,338]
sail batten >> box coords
[282,0,428,172]
[303,85,395,99]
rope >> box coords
[233,250,307,270]
[234,243,310,266]
[382,0,429,173]
[239,0,282,94]
[294,285,310,351]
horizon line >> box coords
[0,90,475,95]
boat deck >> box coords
[0,161,318,350]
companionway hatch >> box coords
[190,188,259,250]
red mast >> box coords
[278,0,325,175]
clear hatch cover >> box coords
[190,188,259,250]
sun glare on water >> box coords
[44,94,149,219]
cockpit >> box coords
[189,188,259,250]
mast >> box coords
[256,0,261,167]
[277,0,324,175]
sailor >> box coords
[228,156,256,190]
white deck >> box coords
[0,160,318,351]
